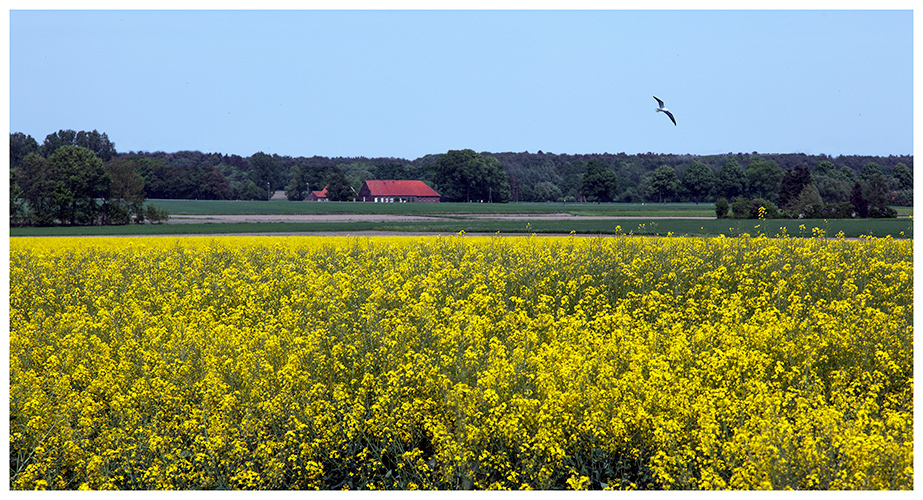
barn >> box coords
[306,187,328,201]
[357,180,440,203]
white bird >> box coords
[654,96,676,126]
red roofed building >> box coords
[306,186,328,201]
[358,180,441,203]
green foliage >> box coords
[730,197,750,219]
[285,164,309,201]
[42,129,116,161]
[891,163,912,190]
[241,180,267,201]
[777,164,813,210]
[859,161,883,181]
[646,165,679,203]
[248,152,282,191]
[715,158,747,200]
[144,204,170,223]
[680,161,715,203]
[104,157,147,224]
[9,132,40,170]
[850,182,869,218]
[434,149,510,203]
[581,160,620,202]
[730,197,779,219]
[863,174,891,211]
[868,206,897,218]
[715,198,729,219]
[533,182,564,202]
[49,145,110,225]
[325,167,355,201]
[745,156,784,201]
[785,183,823,219]
[17,146,111,226]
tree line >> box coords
[10,129,913,225]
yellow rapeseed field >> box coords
[9,233,912,490]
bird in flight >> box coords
[654,96,676,126]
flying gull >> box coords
[654,96,676,126]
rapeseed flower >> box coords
[9,234,912,490]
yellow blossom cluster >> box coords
[9,234,912,490]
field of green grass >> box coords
[142,200,721,217]
[11,216,913,239]
[10,200,913,238]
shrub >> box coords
[144,204,170,224]
[731,197,750,219]
[715,198,729,219]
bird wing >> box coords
[663,109,677,126]
[653,96,665,108]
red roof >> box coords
[312,187,327,197]
[362,180,440,198]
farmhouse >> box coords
[306,187,328,201]
[358,180,440,203]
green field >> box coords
[11,216,913,239]
[9,200,913,238]
[140,200,722,217]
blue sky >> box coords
[7,7,915,160]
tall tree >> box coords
[813,159,852,204]
[247,152,282,191]
[777,164,813,209]
[850,181,869,218]
[581,160,620,202]
[324,167,354,201]
[646,165,679,203]
[104,157,147,223]
[746,156,784,201]
[863,174,890,211]
[434,149,509,203]
[859,161,883,181]
[10,132,40,170]
[715,158,747,200]
[891,162,912,190]
[680,161,715,203]
[285,164,309,201]
[43,146,109,225]
[42,129,116,161]
[15,153,55,225]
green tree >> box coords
[788,183,823,218]
[715,158,747,200]
[812,160,836,178]
[581,160,620,202]
[285,164,309,201]
[10,170,27,226]
[533,181,564,202]
[15,153,55,225]
[746,156,784,201]
[813,160,854,204]
[891,162,912,190]
[680,161,715,203]
[10,132,40,170]
[324,167,354,201]
[42,129,116,161]
[248,152,282,191]
[104,157,147,224]
[47,145,109,225]
[715,197,729,219]
[646,165,679,203]
[434,149,509,203]
[863,174,890,212]
[242,180,267,201]
[850,182,868,218]
[859,161,883,181]
[777,164,813,210]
